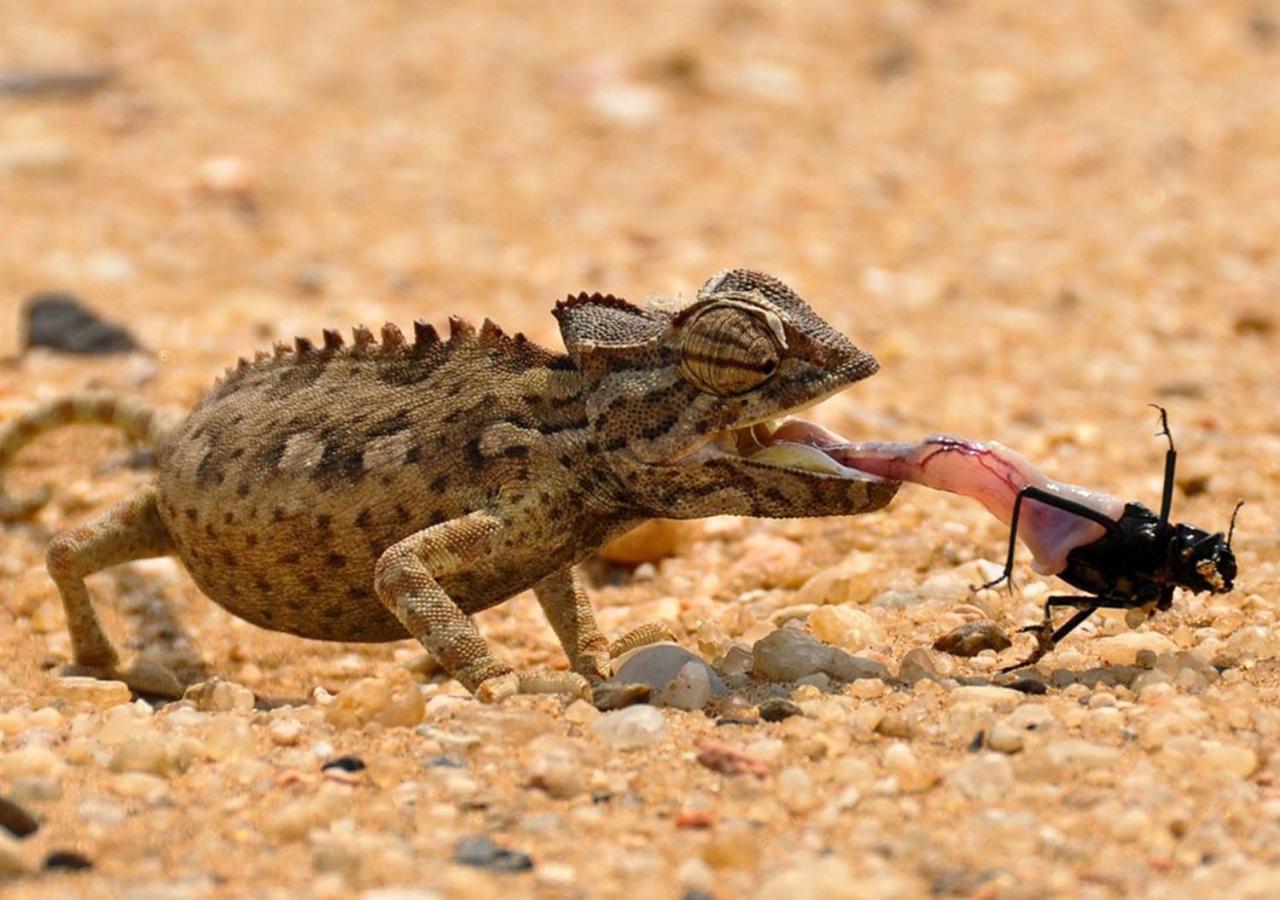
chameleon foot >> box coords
[474,670,592,704]
[608,623,676,659]
[62,659,186,699]
[997,622,1055,674]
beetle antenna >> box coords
[1227,500,1244,550]
[1148,405,1176,530]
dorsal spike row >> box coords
[479,318,505,346]
[254,350,271,363]
[294,335,316,355]
[448,316,476,341]
[554,291,640,314]
[381,323,406,348]
[413,320,439,350]
[351,325,375,352]
[322,329,344,352]
[273,341,290,359]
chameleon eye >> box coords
[678,304,784,396]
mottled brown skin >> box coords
[0,269,897,701]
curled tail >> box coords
[0,393,180,521]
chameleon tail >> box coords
[0,393,179,522]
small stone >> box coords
[321,755,366,773]
[752,629,829,682]
[701,822,760,868]
[986,722,1025,754]
[598,519,690,564]
[325,669,425,730]
[183,678,255,712]
[76,797,123,827]
[107,772,170,802]
[592,705,668,750]
[808,605,886,652]
[0,796,39,838]
[949,752,1015,802]
[22,292,142,355]
[883,742,936,792]
[268,718,303,747]
[933,621,1012,657]
[1095,632,1176,666]
[202,717,255,760]
[536,862,577,887]
[451,836,533,873]
[109,737,174,777]
[526,737,585,800]
[714,644,754,677]
[875,712,917,740]
[899,648,940,682]
[49,675,128,709]
[794,554,880,605]
[10,777,61,803]
[823,650,891,683]
[0,747,65,782]
[1201,741,1258,778]
[563,699,599,724]
[0,830,32,876]
[776,766,816,813]
[197,156,255,198]
[1041,739,1122,773]
[696,741,770,778]
[949,685,1024,705]
[757,698,803,722]
[43,849,93,871]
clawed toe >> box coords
[474,670,592,704]
[62,660,186,699]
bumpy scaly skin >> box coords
[0,269,896,701]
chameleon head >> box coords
[553,269,899,518]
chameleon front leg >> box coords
[534,568,676,682]
[46,485,186,697]
[373,512,590,703]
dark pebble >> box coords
[715,716,759,727]
[967,730,985,752]
[758,697,804,722]
[0,68,112,98]
[44,850,93,871]
[1009,676,1048,695]
[320,755,365,773]
[423,755,464,769]
[933,621,1013,658]
[22,292,143,355]
[683,892,715,900]
[452,836,533,873]
[0,796,39,838]
[591,682,651,711]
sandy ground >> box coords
[2,1,1280,897]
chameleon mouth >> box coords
[713,417,887,480]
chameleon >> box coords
[0,269,897,702]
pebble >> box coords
[1200,741,1258,778]
[0,747,65,782]
[591,682,651,711]
[268,718,304,747]
[110,737,175,777]
[0,796,39,838]
[614,645,725,708]
[808,605,886,652]
[899,647,941,682]
[883,743,937,792]
[697,741,770,778]
[598,519,690,564]
[950,752,1015,802]
[1095,632,1175,666]
[986,722,1026,754]
[108,772,170,802]
[525,737,585,799]
[77,797,124,827]
[1040,739,1122,774]
[0,830,31,876]
[592,705,668,750]
[776,766,816,813]
[43,849,94,871]
[933,621,1012,657]
[758,698,804,722]
[21,292,142,355]
[202,717,255,760]
[183,679,255,713]
[10,777,61,803]
[451,836,533,873]
[793,553,879,605]
[751,628,888,684]
[701,822,760,868]
[48,677,132,709]
[324,669,425,730]
[321,755,366,773]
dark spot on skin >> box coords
[502,444,529,460]
[347,585,367,599]
[248,507,259,521]
[245,533,258,547]
[394,505,410,524]
[366,410,413,437]
[223,512,235,525]
[281,552,301,564]
[204,523,216,538]
[229,447,244,460]
[355,508,373,529]
[326,553,347,569]
[185,507,197,522]
[428,475,449,495]
[405,443,423,464]
[237,482,251,499]
[325,603,345,618]
[254,577,272,593]
[285,597,304,611]
[316,514,332,531]
[272,507,286,523]
[261,610,275,623]
[379,474,394,487]
[463,438,484,468]
[303,576,320,593]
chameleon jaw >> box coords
[706,416,888,480]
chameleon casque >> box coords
[0,270,897,702]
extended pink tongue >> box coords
[767,419,845,449]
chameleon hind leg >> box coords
[45,485,185,697]
[533,568,675,682]
[374,512,590,703]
